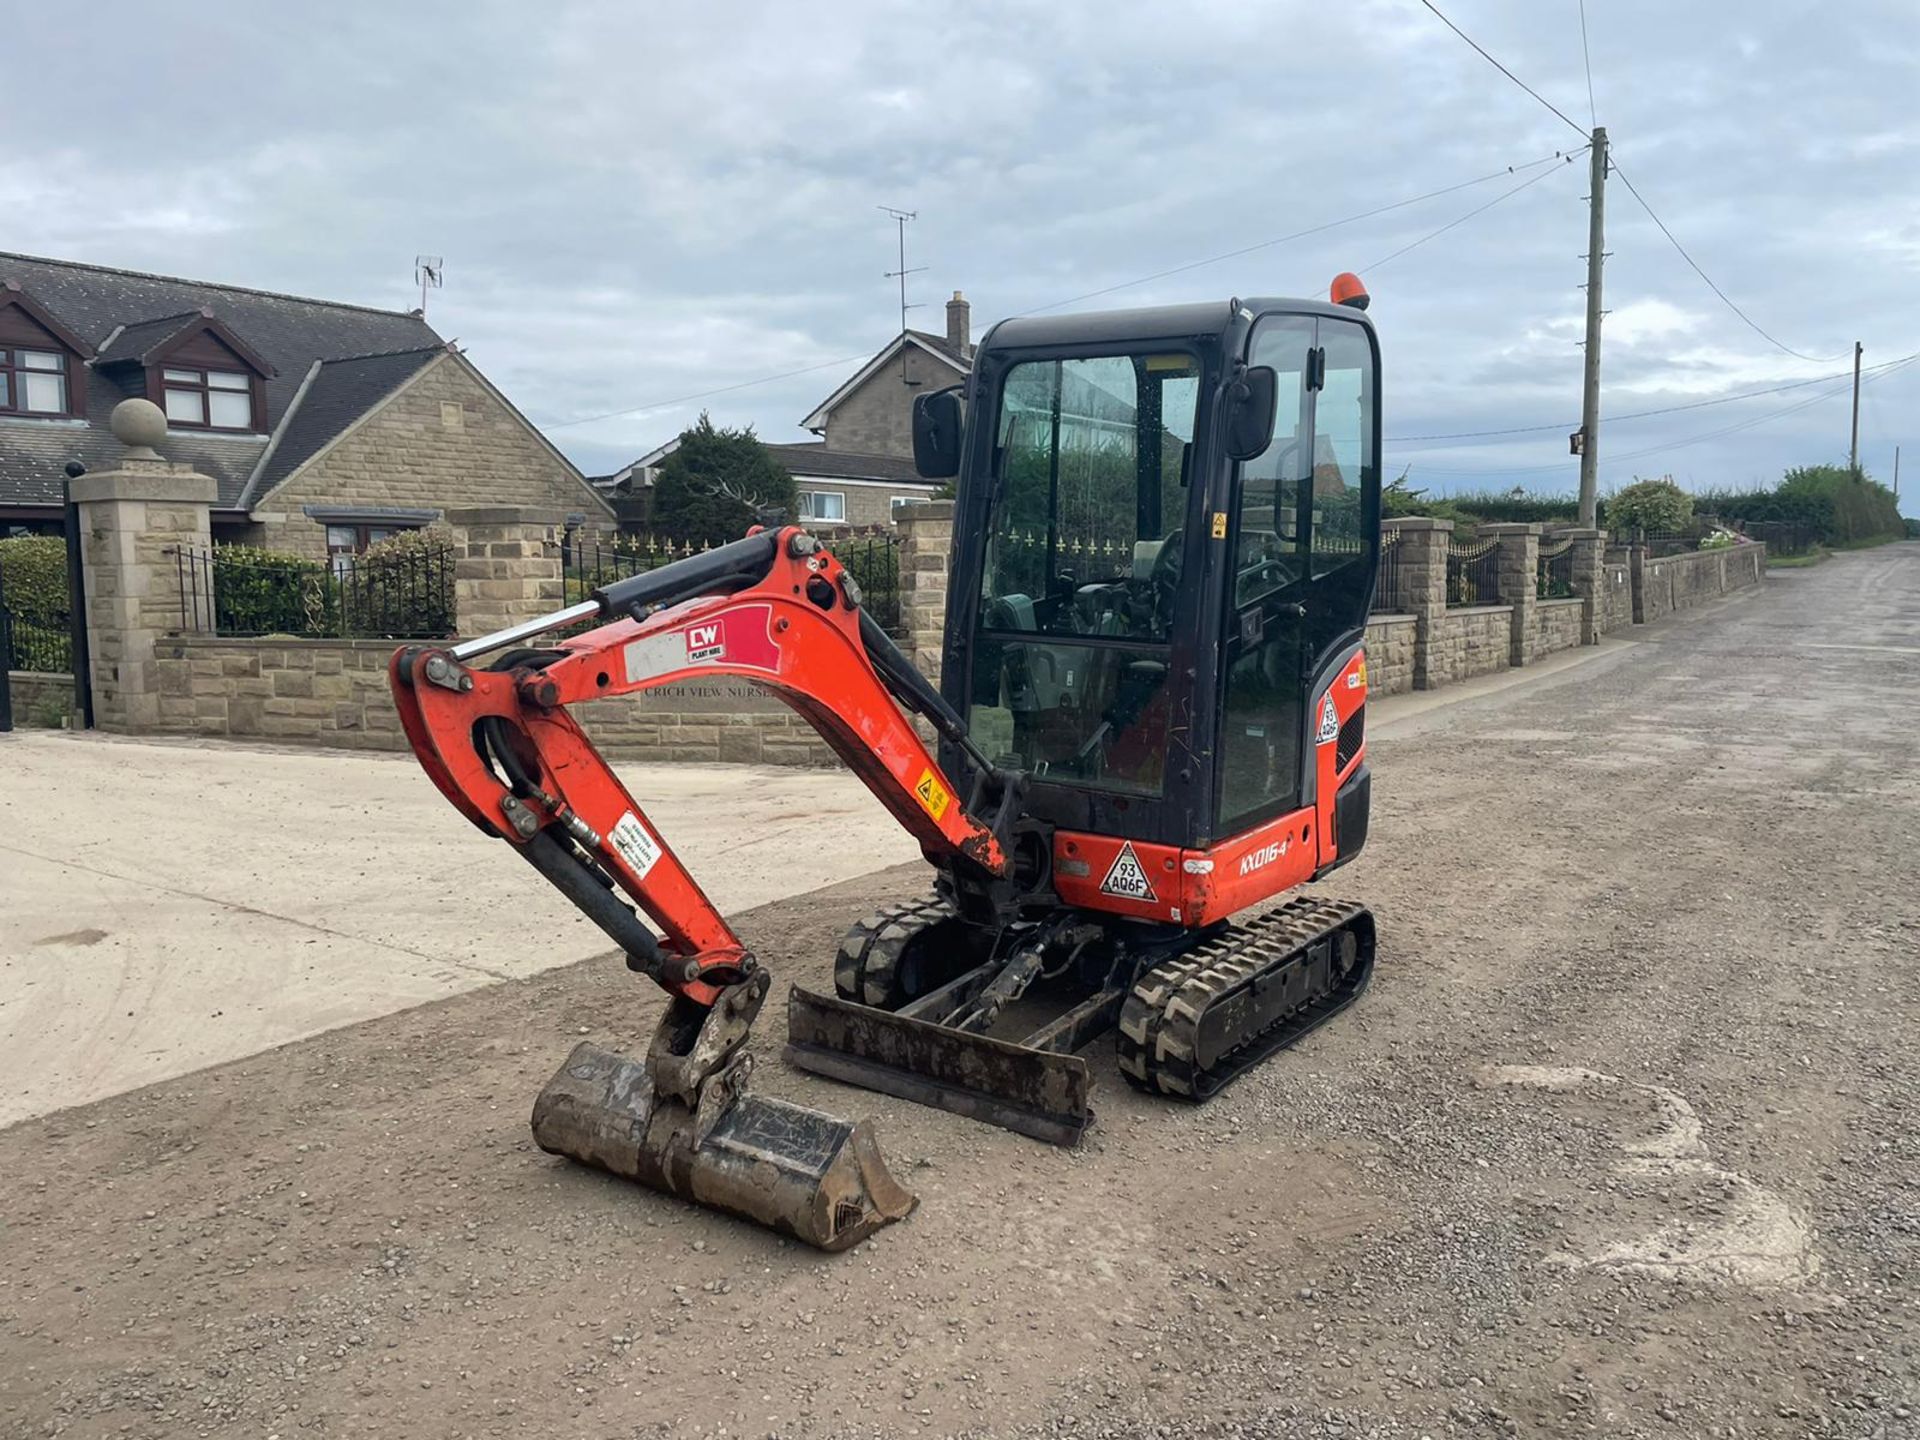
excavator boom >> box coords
[391,525,1008,1248]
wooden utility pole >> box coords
[1850,341,1862,476]
[1577,127,1608,528]
[1894,444,1901,501]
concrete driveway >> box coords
[0,733,919,1125]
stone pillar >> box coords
[1558,527,1607,644]
[70,401,215,733]
[894,500,954,679]
[1383,517,1452,691]
[1483,522,1542,666]
[448,506,567,639]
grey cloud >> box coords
[4,0,1913,502]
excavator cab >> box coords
[923,295,1380,886]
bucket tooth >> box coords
[531,1042,916,1251]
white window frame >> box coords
[797,490,846,523]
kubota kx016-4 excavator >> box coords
[391,281,1381,1250]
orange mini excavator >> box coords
[391,283,1382,1249]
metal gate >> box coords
[0,483,93,731]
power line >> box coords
[1387,350,1920,443]
[1576,0,1597,129]
[1418,0,1589,139]
[1609,158,1849,364]
[1405,354,1920,476]
[540,352,875,432]
[1015,148,1580,316]
[1363,153,1580,273]
[542,146,1582,429]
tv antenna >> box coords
[878,207,923,338]
[414,255,444,319]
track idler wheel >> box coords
[834,898,975,1009]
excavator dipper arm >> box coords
[387,526,1008,1249]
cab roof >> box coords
[982,296,1372,356]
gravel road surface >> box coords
[2,546,1915,1439]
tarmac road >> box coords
[1,545,1915,1439]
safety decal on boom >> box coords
[912,768,951,821]
[1099,842,1158,902]
[609,812,663,879]
[1315,692,1340,746]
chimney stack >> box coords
[946,290,971,360]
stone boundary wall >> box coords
[148,639,838,764]
[58,455,1776,768]
[1427,606,1513,687]
[1537,597,1584,656]
[1364,616,1415,696]
[5,672,77,727]
[1642,545,1766,623]
[152,638,402,749]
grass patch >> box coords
[1766,549,1830,568]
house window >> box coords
[0,348,71,416]
[325,523,403,575]
[890,495,922,515]
[162,367,254,430]
[797,490,845,523]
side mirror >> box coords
[912,390,963,479]
[1223,366,1278,463]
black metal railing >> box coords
[1446,537,1501,606]
[1372,527,1403,610]
[832,530,903,635]
[2,611,74,672]
[176,544,456,639]
[1537,537,1577,598]
[566,529,906,637]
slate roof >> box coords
[762,442,934,486]
[0,252,442,509]
[906,328,969,366]
[242,347,445,504]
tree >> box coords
[1605,476,1693,534]
[650,413,797,545]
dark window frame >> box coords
[154,363,261,433]
[0,344,80,419]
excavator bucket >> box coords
[531,1042,917,1251]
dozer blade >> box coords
[531,1042,916,1251]
[785,987,1093,1147]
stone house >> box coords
[599,290,975,529]
[0,252,611,558]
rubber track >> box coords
[833,896,957,1008]
[1115,895,1374,1099]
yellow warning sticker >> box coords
[913,768,951,821]
[1144,354,1194,372]
[1350,656,1368,689]
[1210,511,1228,539]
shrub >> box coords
[1606,476,1694,534]
[1700,463,1902,546]
[0,535,71,627]
[211,545,332,636]
[347,526,456,637]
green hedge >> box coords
[1697,464,1904,546]
[0,535,71,627]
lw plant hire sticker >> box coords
[1099,842,1158,902]
[684,620,726,664]
[1316,692,1340,745]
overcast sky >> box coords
[7,1,1916,512]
